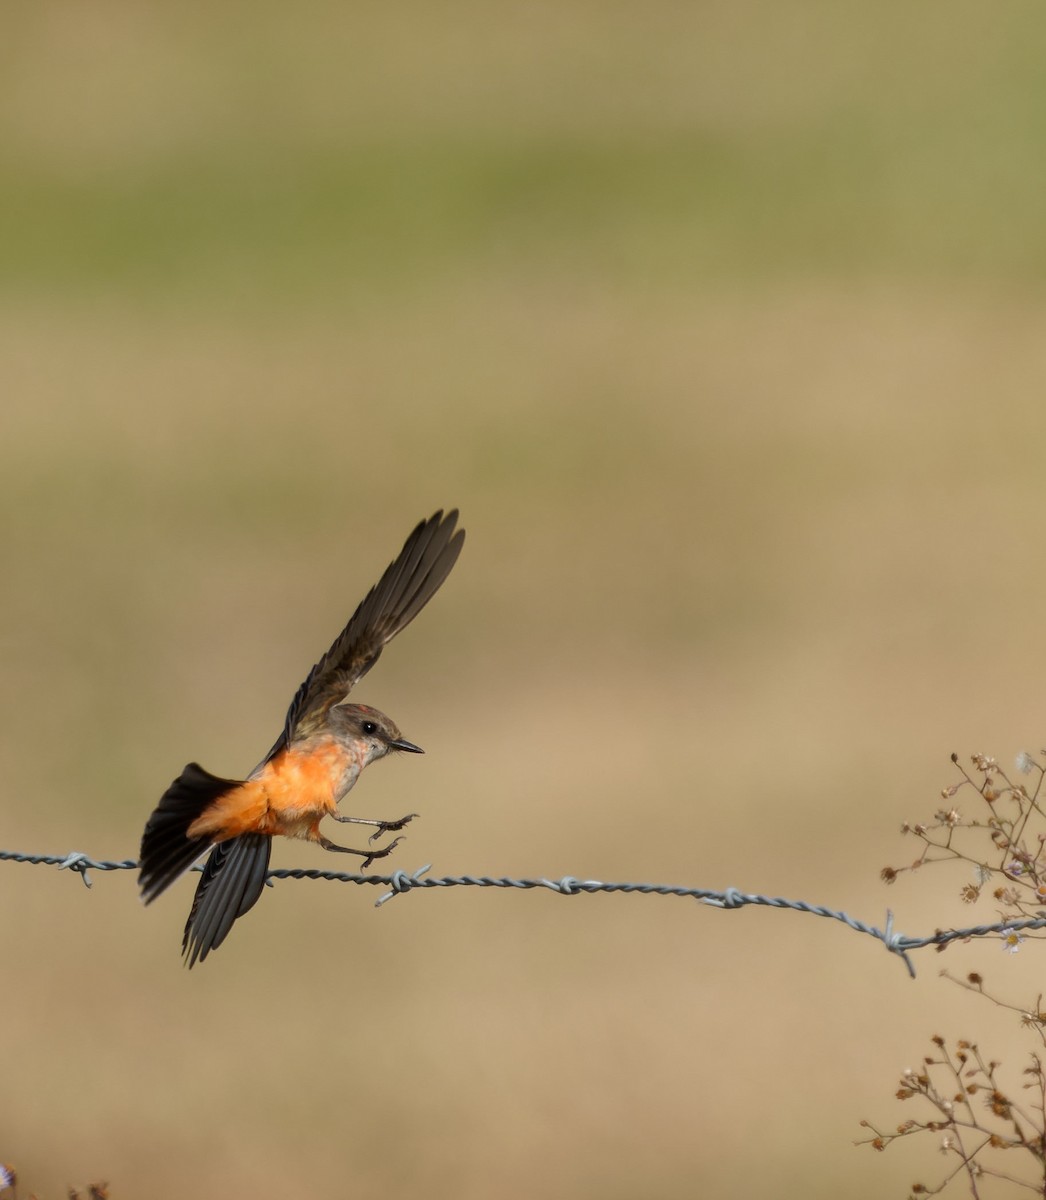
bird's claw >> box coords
[360,835,405,871]
[367,813,419,843]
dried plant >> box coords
[881,752,1046,925]
[864,752,1046,1196]
[0,1166,108,1200]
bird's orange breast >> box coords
[187,739,355,842]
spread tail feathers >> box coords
[182,834,272,968]
[139,762,245,905]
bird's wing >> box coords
[266,509,464,760]
[182,833,272,967]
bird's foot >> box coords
[367,812,419,843]
[358,836,406,871]
[316,833,406,871]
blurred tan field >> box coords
[5,2,1046,1197]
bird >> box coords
[139,509,465,966]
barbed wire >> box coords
[4,847,1046,979]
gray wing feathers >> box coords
[182,834,272,968]
[274,509,464,751]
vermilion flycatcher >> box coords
[139,509,464,965]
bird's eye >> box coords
[362,720,378,735]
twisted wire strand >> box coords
[5,847,1045,979]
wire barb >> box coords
[375,863,431,907]
[879,910,916,979]
[538,875,585,895]
[57,851,95,889]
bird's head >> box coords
[329,702,424,765]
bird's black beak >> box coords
[388,737,424,754]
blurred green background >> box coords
[4,1,1046,1196]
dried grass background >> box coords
[4,2,1046,1196]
